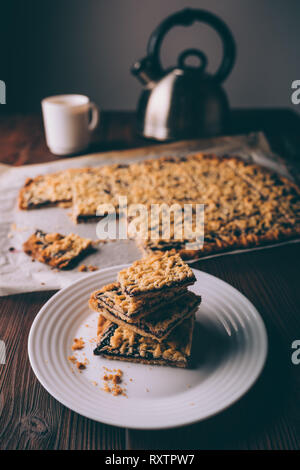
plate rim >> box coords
[28,264,268,430]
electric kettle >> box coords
[131,8,236,140]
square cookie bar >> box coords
[93,314,195,368]
[23,230,93,269]
[70,167,118,223]
[117,252,196,298]
[19,170,73,209]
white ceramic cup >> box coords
[41,94,99,155]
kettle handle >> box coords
[147,8,236,83]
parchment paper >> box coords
[0,132,298,296]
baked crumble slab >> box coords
[117,252,196,297]
[18,153,300,258]
[23,230,93,269]
[132,154,300,258]
[93,314,195,368]
[19,170,73,210]
[89,284,201,341]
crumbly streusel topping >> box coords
[19,153,300,257]
[96,314,194,363]
[23,230,93,269]
[70,167,118,222]
[94,282,146,314]
[117,252,196,296]
[19,170,73,209]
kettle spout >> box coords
[131,57,161,87]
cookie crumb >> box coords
[78,264,98,272]
[69,355,88,371]
[88,265,98,272]
[68,355,77,364]
[10,223,28,232]
[78,264,87,272]
[71,337,85,351]
[101,369,126,396]
[76,361,86,370]
[102,383,111,393]
[94,239,107,245]
[113,374,122,385]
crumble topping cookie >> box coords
[93,314,195,368]
[89,285,201,341]
[70,167,118,223]
[19,170,73,209]
[23,230,93,269]
[118,251,196,297]
[89,282,189,321]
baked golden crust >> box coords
[94,314,195,368]
[140,226,300,260]
[89,286,201,341]
[133,154,300,257]
[18,152,300,258]
[18,170,73,209]
[118,252,196,297]
[70,167,118,223]
[23,230,93,269]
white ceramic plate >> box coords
[28,265,268,429]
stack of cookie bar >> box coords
[90,252,201,368]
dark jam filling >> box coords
[94,324,156,360]
[28,199,70,209]
[97,300,191,338]
[96,302,164,337]
[93,324,188,364]
[96,291,181,318]
[77,215,103,222]
[94,324,118,354]
[100,351,185,366]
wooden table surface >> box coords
[0,109,300,450]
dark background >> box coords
[2,0,300,113]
